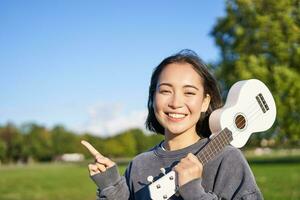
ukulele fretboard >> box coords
[196,128,233,165]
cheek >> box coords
[153,95,158,110]
[188,98,204,113]
[153,96,165,124]
[153,94,166,112]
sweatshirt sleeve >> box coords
[178,147,263,200]
[90,165,130,200]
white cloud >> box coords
[74,102,148,137]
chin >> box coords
[166,126,190,135]
[165,120,199,135]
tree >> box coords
[0,140,7,162]
[211,0,300,145]
[0,123,24,162]
[99,130,138,157]
[131,128,164,153]
[51,125,78,155]
[23,123,53,161]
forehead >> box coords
[158,62,203,86]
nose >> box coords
[168,92,184,109]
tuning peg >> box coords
[160,168,166,175]
[147,176,154,183]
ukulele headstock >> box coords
[148,170,177,200]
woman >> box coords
[82,49,263,199]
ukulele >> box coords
[148,79,276,200]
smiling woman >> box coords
[146,50,223,140]
[83,49,263,200]
[152,62,213,151]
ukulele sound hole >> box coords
[235,114,246,130]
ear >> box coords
[201,94,211,112]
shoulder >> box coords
[207,145,250,174]
[220,145,247,163]
[214,145,254,178]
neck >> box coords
[163,128,201,151]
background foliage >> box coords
[211,0,300,145]
[0,122,163,163]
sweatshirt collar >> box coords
[154,138,209,159]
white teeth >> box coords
[168,113,186,119]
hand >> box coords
[81,140,115,176]
[173,153,203,187]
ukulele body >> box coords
[209,79,276,148]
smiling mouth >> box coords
[165,112,187,120]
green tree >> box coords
[100,130,137,158]
[0,123,24,162]
[115,130,137,157]
[131,128,164,153]
[23,123,53,161]
[0,140,7,162]
[130,128,148,154]
[211,0,300,145]
[51,125,78,155]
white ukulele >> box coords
[148,79,276,200]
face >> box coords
[153,62,210,136]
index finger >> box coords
[81,140,103,158]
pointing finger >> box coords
[81,140,103,159]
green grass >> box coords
[0,161,299,200]
[0,163,98,200]
[251,163,300,200]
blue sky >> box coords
[0,1,226,136]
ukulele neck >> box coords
[196,128,233,165]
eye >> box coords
[185,92,196,96]
[160,90,171,94]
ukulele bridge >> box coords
[256,93,269,113]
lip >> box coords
[165,112,188,122]
[165,111,188,115]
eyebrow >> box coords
[158,83,199,90]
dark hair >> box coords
[145,49,223,138]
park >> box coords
[1,0,299,199]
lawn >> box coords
[251,163,300,200]
[0,163,98,200]
[0,161,299,200]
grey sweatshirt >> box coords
[91,138,263,199]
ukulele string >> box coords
[202,100,266,163]
[229,105,263,132]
